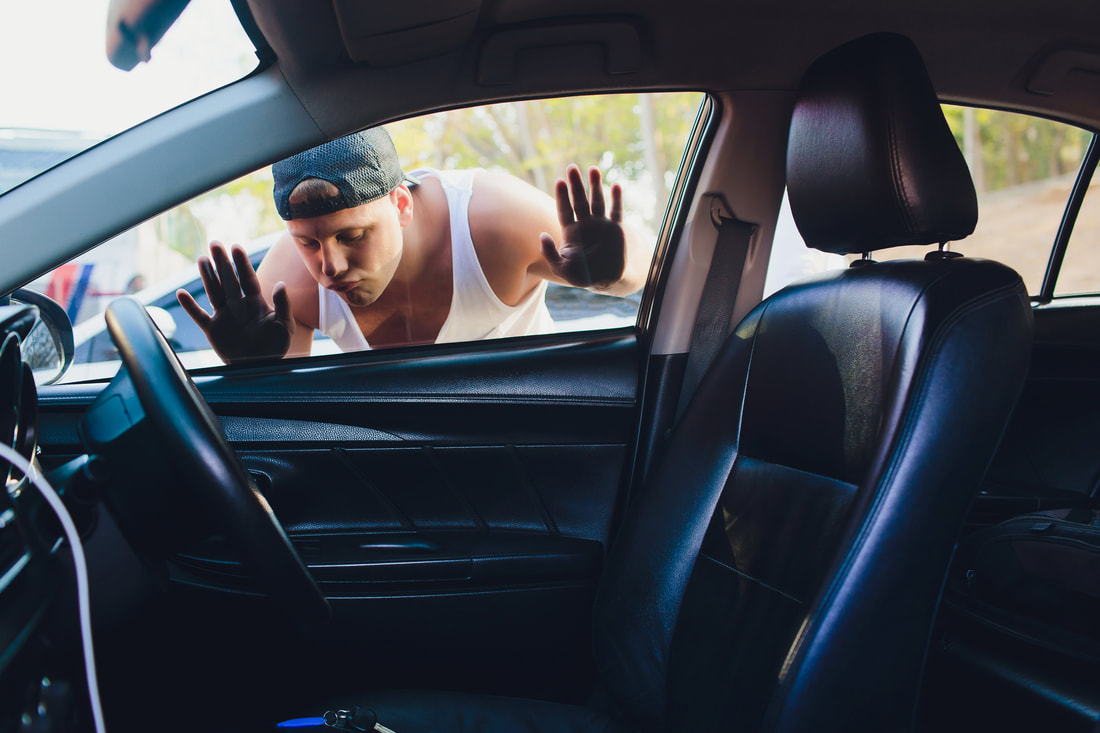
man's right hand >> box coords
[177,241,295,364]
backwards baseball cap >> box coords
[272,127,418,221]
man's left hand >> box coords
[540,165,626,290]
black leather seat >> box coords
[308,32,1033,733]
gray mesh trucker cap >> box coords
[272,127,416,220]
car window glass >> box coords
[766,106,1091,296]
[0,0,256,196]
[762,190,847,298]
[1053,157,1100,297]
[30,92,705,383]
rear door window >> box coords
[1052,144,1100,297]
[765,106,1094,298]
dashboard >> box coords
[0,304,72,732]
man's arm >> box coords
[468,166,652,304]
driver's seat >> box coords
[305,32,1033,733]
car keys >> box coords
[323,707,396,733]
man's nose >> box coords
[320,242,346,278]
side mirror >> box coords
[146,305,178,341]
[12,289,75,385]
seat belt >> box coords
[675,194,757,420]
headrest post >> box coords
[925,241,965,262]
[849,252,876,268]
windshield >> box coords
[0,0,257,195]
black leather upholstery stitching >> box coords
[885,82,916,235]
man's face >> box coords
[286,187,412,307]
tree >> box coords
[388,92,704,230]
[944,104,1090,194]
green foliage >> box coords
[943,104,1092,193]
[154,204,206,260]
[388,93,704,227]
[186,93,705,237]
[217,168,284,235]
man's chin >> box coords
[339,287,378,307]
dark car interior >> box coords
[290,32,1035,732]
[3,1,1100,732]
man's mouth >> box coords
[329,281,358,293]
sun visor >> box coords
[332,0,482,67]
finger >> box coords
[540,233,564,274]
[609,182,623,224]
[197,256,226,309]
[232,245,263,297]
[176,289,213,331]
[271,281,294,326]
[567,165,590,219]
[589,167,606,219]
[553,178,574,227]
[210,241,243,302]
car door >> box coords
[915,109,1100,731]
[30,92,712,712]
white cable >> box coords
[0,443,107,733]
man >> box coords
[177,127,650,362]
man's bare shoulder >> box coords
[466,170,561,305]
[256,232,320,329]
[469,169,557,225]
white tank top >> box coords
[317,168,554,351]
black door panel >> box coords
[38,333,639,446]
[924,304,1100,731]
[34,331,643,709]
[36,330,641,652]
[979,304,1100,521]
[172,530,603,597]
[238,443,627,539]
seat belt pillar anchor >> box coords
[706,192,735,228]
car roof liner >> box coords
[333,0,484,67]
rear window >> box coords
[874,106,1092,295]
[765,106,1094,299]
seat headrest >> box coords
[786,33,978,256]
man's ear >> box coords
[392,185,414,227]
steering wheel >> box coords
[95,296,330,626]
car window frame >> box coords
[934,103,1098,305]
[1038,132,1100,304]
[45,91,716,383]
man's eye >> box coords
[338,232,365,243]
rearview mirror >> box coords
[105,0,191,71]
